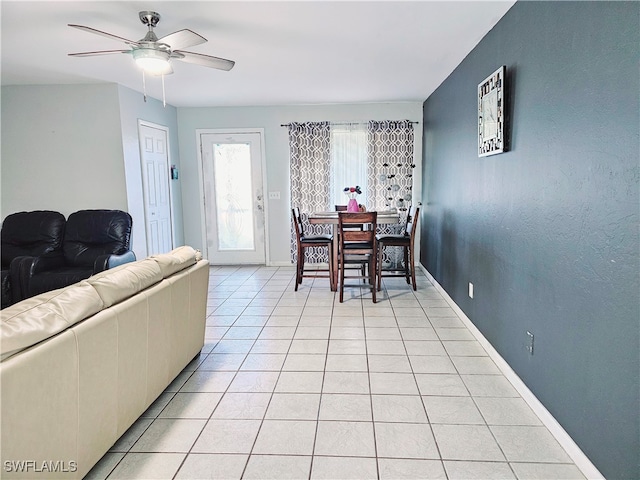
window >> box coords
[288,120,415,214]
[330,124,368,208]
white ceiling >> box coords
[1,1,515,108]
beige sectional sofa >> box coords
[0,246,210,479]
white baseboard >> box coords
[268,261,334,268]
[420,265,604,480]
[268,261,296,267]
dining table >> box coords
[308,210,400,291]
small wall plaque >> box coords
[478,65,505,157]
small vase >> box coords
[347,198,359,212]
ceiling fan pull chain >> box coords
[162,74,166,107]
[142,70,147,102]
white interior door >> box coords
[139,122,173,256]
[200,131,266,264]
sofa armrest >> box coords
[21,252,66,274]
[93,250,136,274]
[11,252,65,302]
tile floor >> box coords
[86,266,586,479]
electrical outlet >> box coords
[268,191,280,200]
[526,331,534,355]
[468,282,474,299]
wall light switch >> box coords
[268,191,281,200]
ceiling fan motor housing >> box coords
[139,11,161,28]
[139,11,162,43]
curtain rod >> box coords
[280,120,419,127]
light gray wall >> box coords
[0,83,184,260]
[1,84,126,218]
[421,2,639,478]
[117,85,184,258]
[176,102,423,265]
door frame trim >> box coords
[196,128,270,265]
[137,120,175,254]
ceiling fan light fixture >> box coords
[132,48,172,75]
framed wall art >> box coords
[478,65,506,157]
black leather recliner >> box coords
[16,209,136,301]
[1,210,66,308]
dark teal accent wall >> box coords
[420,2,639,478]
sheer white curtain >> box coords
[329,124,369,208]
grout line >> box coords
[361,296,381,480]
[239,265,311,478]
[388,283,449,479]
[307,285,336,480]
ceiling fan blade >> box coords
[157,29,206,50]
[68,24,138,46]
[68,50,131,57]
[173,50,235,71]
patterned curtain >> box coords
[366,120,415,218]
[367,120,416,266]
[289,122,332,263]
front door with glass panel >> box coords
[200,132,265,264]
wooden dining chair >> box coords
[376,207,420,291]
[335,205,364,230]
[335,204,365,278]
[338,211,378,303]
[292,207,334,291]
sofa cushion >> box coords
[87,259,162,308]
[63,210,132,267]
[1,282,103,361]
[151,246,198,278]
[1,210,65,268]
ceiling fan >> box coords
[68,11,235,76]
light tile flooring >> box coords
[87,266,586,479]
